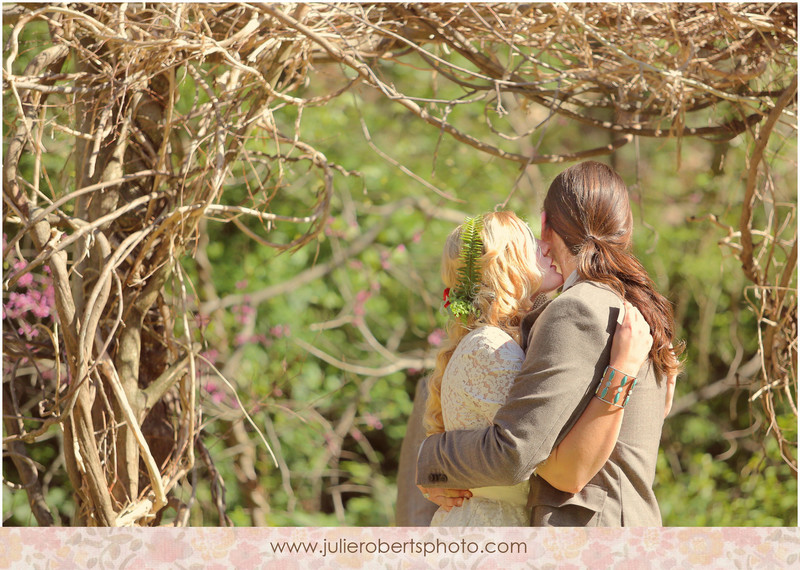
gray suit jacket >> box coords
[416,280,667,526]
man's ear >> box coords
[540,211,549,239]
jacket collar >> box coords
[521,295,552,350]
[520,271,581,349]
[562,269,580,292]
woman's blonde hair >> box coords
[424,211,544,436]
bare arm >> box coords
[535,301,652,493]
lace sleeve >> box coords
[457,328,525,424]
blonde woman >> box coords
[423,211,657,526]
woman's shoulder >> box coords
[459,326,523,357]
[464,325,514,343]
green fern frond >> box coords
[445,216,483,324]
[457,216,483,299]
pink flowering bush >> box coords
[3,237,56,346]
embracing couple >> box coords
[415,160,682,527]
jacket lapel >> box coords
[520,293,553,351]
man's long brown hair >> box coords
[543,161,684,378]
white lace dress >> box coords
[429,326,531,527]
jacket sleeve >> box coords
[416,287,619,489]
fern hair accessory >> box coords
[445,216,484,323]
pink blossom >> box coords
[235,280,248,290]
[233,303,256,325]
[16,271,34,288]
[44,283,55,305]
[354,290,371,316]
[6,292,25,318]
[203,381,225,404]
[18,324,38,338]
[30,291,51,318]
[364,412,383,430]
[397,243,406,253]
[427,328,446,347]
[200,349,219,366]
[270,324,291,338]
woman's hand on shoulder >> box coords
[609,301,653,376]
[664,372,677,418]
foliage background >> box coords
[3,3,796,527]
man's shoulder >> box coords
[550,280,619,309]
[521,281,621,348]
[537,280,623,330]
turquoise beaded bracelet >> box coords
[594,366,638,408]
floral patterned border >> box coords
[1,527,798,569]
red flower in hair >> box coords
[443,287,451,308]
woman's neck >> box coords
[559,258,578,279]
